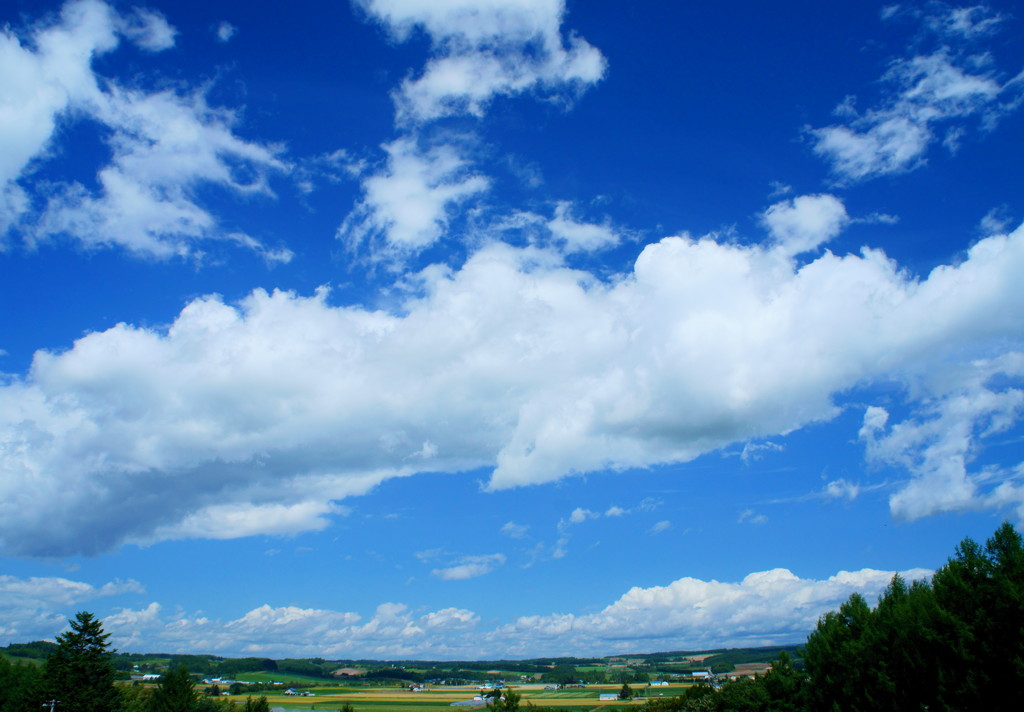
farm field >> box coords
[240,684,688,712]
[236,672,331,685]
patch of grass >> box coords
[236,672,327,685]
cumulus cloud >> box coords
[861,352,1024,520]
[356,0,605,124]
[547,201,621,254]
[495,566,933,656]
[86,564,928,658]
[0,574,143,643]
[0,0,288,260]
[2,210,1024,555]
[568,507,597,524]
[649,520,672,534]
[761,194,849,257]
[810,5,1021,182]
[823,479,861,502]
[340,136,489,257]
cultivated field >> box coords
[235,683,694,712]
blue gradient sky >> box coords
[1,0,1022,659]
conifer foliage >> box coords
[43,611,120,712]
[643,521,1024,711]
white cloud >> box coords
[568,507,596,524]
[859,405,890,439]
[823,479,861,501]
[649,520,672,534]
[432,553,507,581]
[144,501,348,543]
[356,0,606,124]
[341,136,489,257]
[3,211,1024,555]
[0,574,143,642]
[547,201,621,254]
[861,352,1024,520]
[920,4,1005,40]
[416,549,508,580]
[215,22,237,43]
[496,565,933,656]
[0,0,289,260]
[811,6,1019,182]
[119,8,176,52]
[604,505,625,517]
[342,2,604,263]
[740,440,784,463]
[501,520,529,538]
[761,194,849,257]
[738,509,768,525]
[68,564,929,658]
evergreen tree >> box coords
[803,592,871,711]
[0,655,44,712]
[43,611,121,712]
[759,652,808,712]
[242,696,270,712]
[151,666,196,712]
[120,684,153,712]
[490,691,520,712]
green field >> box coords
[226,684,687,712]
[235,672,331,685]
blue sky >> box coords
[1,0,1023,660]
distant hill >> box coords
[1,641,58,662]
[0,642,800,678]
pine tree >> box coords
[151,666,196,712]
[43,612,121,712]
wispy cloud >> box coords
[432,554,507,581]
[340,0,605,263]
[0,0,289,260]
[810,4,1021,183]
[215,21,237,43]
[860,353,1024,521]
[416,549,508,581]
[738,509,768,525]
[501,521,530,539]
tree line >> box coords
[642,521,1024,711]
[0,612,271,712]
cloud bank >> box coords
[2,201,1023,555]
[2,564,930,658]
